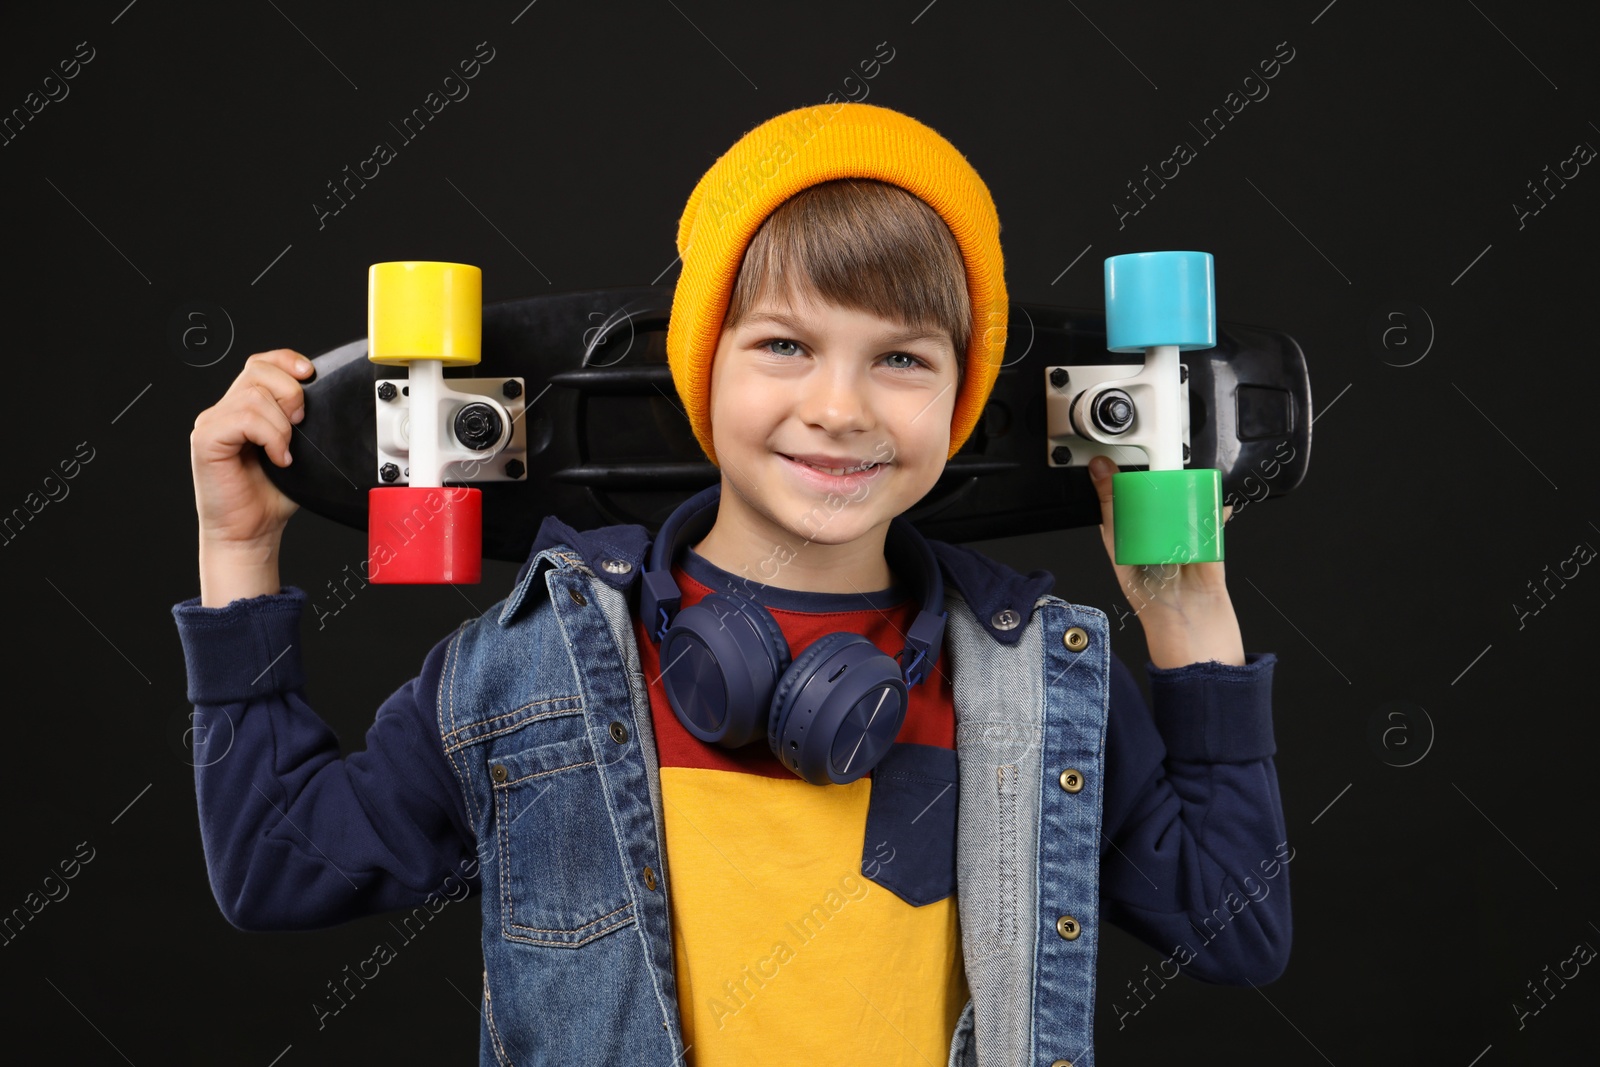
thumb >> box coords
[1088,455,1117,511]
[1081,454,1120,572]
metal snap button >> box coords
[991,608,1021,631]
[1056,914,1080,940]
[1063,626,1089,652]
[1050,1061,1075,1067]
[569,588,588,606]
[491,764,508,784]
[1059,768,1083,793]
[601,558,632,574]
[609,721,629,744]
[642,865,657,891]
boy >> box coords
[176,102,1289,1066]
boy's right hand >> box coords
[190,349,315,556]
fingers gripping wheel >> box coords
[769,632,910,787]
[659,593,792,749]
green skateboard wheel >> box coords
[1112,468,1224,565]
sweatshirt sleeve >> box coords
[1097,649,1292,985]
[170,586,479,931]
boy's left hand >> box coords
[1088,456,1246,668]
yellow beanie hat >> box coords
[667,102,1008,466]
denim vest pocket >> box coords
[860,742,959,907]
[489,718,636,948]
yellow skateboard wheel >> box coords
[367,261,482,366]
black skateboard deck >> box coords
[265,284,1311,562]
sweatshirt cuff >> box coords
[171,587,308,705]
[1146,651,1278,762]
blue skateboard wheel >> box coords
[1105,251,1216,353]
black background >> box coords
[2,1,1596,1063]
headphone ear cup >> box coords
[769,633,907,785]
[767,632,859,760]
[659,593,791,749]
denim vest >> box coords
[434,540,1111,1067]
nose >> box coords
[796,359,874,435]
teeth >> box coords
[796,458,876,476]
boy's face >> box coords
[706,284,960,558]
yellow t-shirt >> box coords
[634,550,967,1065]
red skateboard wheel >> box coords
[367,486,483,584]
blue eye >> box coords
[763,339,801,357]
[884,351,930,372]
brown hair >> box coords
[721,178,970,384]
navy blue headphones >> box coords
[640,483,948,787]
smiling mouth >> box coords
[778,454,885,476]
